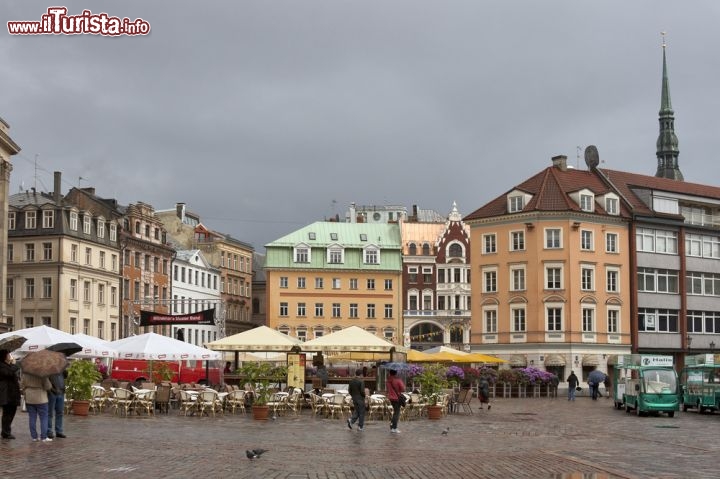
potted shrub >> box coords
[414,363,449,420]
[149,361,174,385]
[66,359,102,416]
[236,362,287,420]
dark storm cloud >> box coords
[2,1,718,250]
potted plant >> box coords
[414,363,449,420]
[149,361,174,385]
[236,362,287,420]
[66,359,102,416]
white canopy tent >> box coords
[72,333,118,358]
[110,332,221,360]
[206,326,302,352]
[302,326,403,353]
[0,325,116,358]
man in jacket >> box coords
[385,369,405,434]
[347,369,366,431]
[47,371,67,438]
[0,350,21,440]
[566,371,579,401]
[21,372,53,442]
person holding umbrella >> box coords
[587,368,606,401]
[45,343,81,439]
[21,371,53,442]
[0,350,22,440]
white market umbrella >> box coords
[72,333,119,358]
[110,332,221,360]
[206,325,302,352]
[0,326,120,358]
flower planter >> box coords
[426,405,443,420]
[72,400,91,417]
[252,405,270,421]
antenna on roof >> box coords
[576,146,582,169]
[79,176,87,187]
[34,154,39,190]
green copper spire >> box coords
[655,33,683,180]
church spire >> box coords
[655,32,683,180]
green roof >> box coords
[264,221,402,271]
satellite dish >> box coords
[584,145,600,169]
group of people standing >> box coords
[0,349,67,442]
[565,369,611,401]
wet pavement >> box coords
[1,395,718,479]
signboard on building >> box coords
[139,308,215,326]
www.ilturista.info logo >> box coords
[7,7,150,36]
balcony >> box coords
[683,212,720,229]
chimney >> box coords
[176,202,186,221]
[552,155,568,171]
[53,171,61,204]
[349,203,356,223]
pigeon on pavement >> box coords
[441,427,450,435]
[246,449,268,460]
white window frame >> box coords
[97,219,105,239]
[508,195,525,213]
[483,307,498,333]
[25,211,37,229]
[545,263,563,290]
[83,215,92,234]
[580,194,594,212]
[546,304,563,332]
[511,305,526,332]
[605,232,618,253]
[364,246,379,265]
[580,230,593,251]
[510,265,526,291]
[327,246,344,264]
[294,245,311,263]
[483,233,497,254]
[8,211,15,230]
[582,306,596,332]
[482,267,497,293]
[42,210,54,229]
[70,211,78,231]
[605,196,619,215]
[510,230,525,251]
[607,307,620,334]
[545,228,562,249]
[580,265,595,291]
[279,277,288,288]
[606,267,620,293]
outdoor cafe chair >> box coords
[155,384,172,414]
[327,393,347,419]
[134,390,156,416]
[285,391,304,416]
[457,388,474,414]
[178,389,199,416]
[197,390,223,417]
[226,389,247,415]
[111,388,135,417]
[267,392,288,417]
[308,393,325,416]
[89,385,109,414]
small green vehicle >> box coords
[613,354,679,417]
[680,353,720,413]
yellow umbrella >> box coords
[462,353,507,364]
[407,349,438,362]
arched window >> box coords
[409,243,417,255]
[422,243,430,255]
[449,243,463,257]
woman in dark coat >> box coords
[0,349,22,440]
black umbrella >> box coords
[0,335,28,352]
[47,342,83,357]
[588,369,606,385]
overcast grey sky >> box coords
[2,1,718,251]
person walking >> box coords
[46,371,67,439]
[385,369,405,434]
[566,371,579,401]
[21,372,53,442]
[0,350,21,440]
[549,374,560,398]
[478,377,491,410]
[347,369,366,431]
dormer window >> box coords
[308,232,316,240]
[294,245,310,263]
[25,211,37,229]
[42,210,54,229]
[330,233,338,241]
[360,234,367,242]
[327,246,344,264]
[364,246,379,264]
[69,211,78,231]
[580,194,594,212]
[83,215,92,234]
[605,196,619,215]
[97,219,106,239]
[509,195,525,213]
